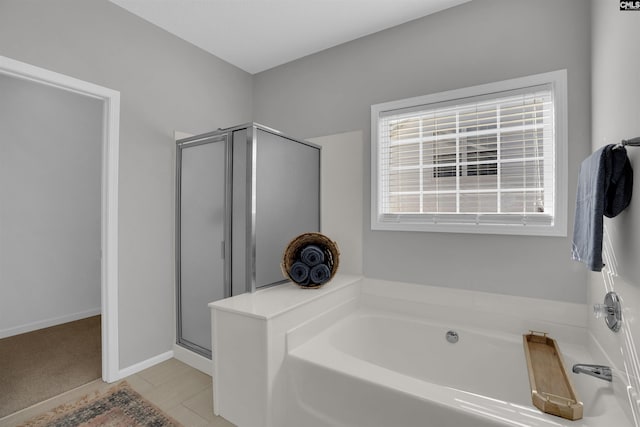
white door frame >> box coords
[0,55,120,382]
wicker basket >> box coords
[281,232,340,288]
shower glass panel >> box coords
[254,129,320,288]
[176,135,229,358]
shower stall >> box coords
[176,123,321,358]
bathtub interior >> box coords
[325,311,533,405]
[285,300,630,427]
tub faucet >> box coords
[572,364,612,382]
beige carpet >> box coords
[0,316,101,418]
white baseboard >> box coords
[117,350,174,380]
[0,308,101,339]
[173,344,212,376]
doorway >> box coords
[0,56,120,386]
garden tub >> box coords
[285,308,628,427]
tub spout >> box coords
[572,364,612,382]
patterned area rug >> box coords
[18,382,181,427]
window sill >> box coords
[371,218,567,237]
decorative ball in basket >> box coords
[281,232,340,288]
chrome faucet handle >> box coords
[593,292,621,332]
[593,303,612,319]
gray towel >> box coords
[310,264,331,285]
[289,261,310,284]
[300,245,324,266]
[572,145,633,271]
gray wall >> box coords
[0,0,253,369]
[254,0,592,303]
[589,1,640,420]
[0,74,102,337]
[591,0,640,285]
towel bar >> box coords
[615,136,640,149]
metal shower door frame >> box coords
[175,133,232,358]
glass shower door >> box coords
[176,135,229,358]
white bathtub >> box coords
[285,308,628,427]
[210,275,632,427]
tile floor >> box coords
[0,358,235,427]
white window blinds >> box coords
[372,71,567,235]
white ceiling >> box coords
[110,0,470,74]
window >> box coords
[371,70,567,236]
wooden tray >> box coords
[523,331,583,421]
